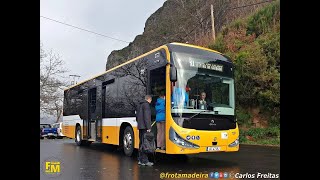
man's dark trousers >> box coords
[138,129,148,163]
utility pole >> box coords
[69,74,80,85]
[211,4,216,43]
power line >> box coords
[182,0,275,40]
[40,15,130,43]
[182,13,211,40]
[227,0,275,10]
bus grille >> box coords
[182,116,236,131]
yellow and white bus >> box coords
[63,42,239,156]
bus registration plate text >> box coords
[206,146,221,151]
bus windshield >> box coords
[171,52,235,117]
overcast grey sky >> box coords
[40,0,165,83]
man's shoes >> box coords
[145,162,154,166]
[138,161,153,166]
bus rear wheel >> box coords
[123,126,134,156]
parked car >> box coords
[40,123,57,139]
[52,122,65,139]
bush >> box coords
[247,0,280,36]
[269,115,280,127]
[258,138,280,145]
[239,132,248,143]
[257,31,280,68]
[243,127,280,139]
[208,34,226,52]
[265,126,280,138]
[236,108,252,126]
[246,128,265,139]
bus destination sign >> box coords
[189,60,223,72]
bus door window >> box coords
[149,67,166,121]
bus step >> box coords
[155,149,166,153]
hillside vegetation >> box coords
[208,0,280,145]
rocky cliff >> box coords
[106,0,274,70]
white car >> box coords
[52,122,65,139]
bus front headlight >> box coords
[228,137,239,147]
[169,127,199,149]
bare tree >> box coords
[40,42,68,123]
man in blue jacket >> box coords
[155,92,166,150]
[136,95,153,166]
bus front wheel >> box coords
[123,126,134,156]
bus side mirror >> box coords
[170,66,177,82]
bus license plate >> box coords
[206,146,221,151]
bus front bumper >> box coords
[165,144,239,154]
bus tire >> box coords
[123,126,134,157]
[75,125,86,146]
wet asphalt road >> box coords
[40,139,280,180]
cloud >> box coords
[41,0,164,82]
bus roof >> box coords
[64,42,224,91]
[169,42,222,54]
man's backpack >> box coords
[141,132,156,153]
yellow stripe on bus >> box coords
[63,125,76,139]
[64,125,140,149]
[101,126,119,145]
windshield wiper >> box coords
[185,110,210,121]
